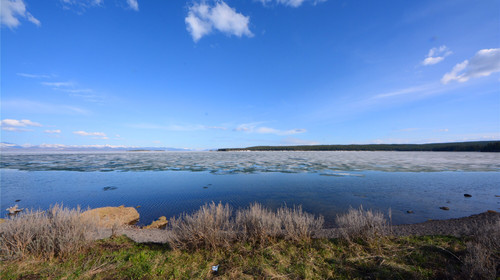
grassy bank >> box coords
[0,234,471,279]
[1,204,498,279]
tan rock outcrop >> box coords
[143,216,168,229]
[82,205,139,228]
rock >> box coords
[15,199,21,202]
[487,210,498,214]
[406,210,414,214]
[464,194,472,197]
[6,204,24,215]
[0,218,6,224]
[136,205,141,208]
[203,186,208,189]
[439,207,450,211]
[143,216,168,229]
[81,206,139,228]
[103,186,118,191]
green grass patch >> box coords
[0,235,468,279]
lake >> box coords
[1,151,499,226]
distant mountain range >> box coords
[0,142,197,152]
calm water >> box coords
[1,151,499,226]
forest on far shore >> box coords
[219,141,500,152]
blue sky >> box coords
[1,0,499,149]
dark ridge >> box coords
[218,141,500,152]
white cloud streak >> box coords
[129,123,227,131]
[73,130,108,139]
[1,0,40,28]
[422,45,452,66]
[41,81,74,87]
[1,118,42,131]
[185,1,253,42]
[44,129,61,134]
[257,0,326,8]
[234,123,307,135]
[441,48,500,84]
[17,73,53,79]
[126,0,138,11]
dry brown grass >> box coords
[168,202,236,250]
[168,202,324,250]
[335,205,389,244]
[0,204,99,260]
[461,220,499,280]
[276,205,324,242]
[236,202,281,244]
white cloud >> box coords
[234,123,306,135]
[280,137,320,145]
[185,1,253,42]
[442,48,500,84]
[61,0,138,12]
[126,0,138,11]
[257,0,326,8]
[44,129,61,134]
[1,118,42,131]
[1,0,40,28]
[422,45,452,66]
[73,130,107,138]
[41,81,74,87]
[129,123,227,131]
[17,73,53,79]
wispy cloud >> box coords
[73,130,108,139]
[1,118,42,131]
[257,0,327,8]
[126,0,138,11]
[2,99,90,115]
[185,1,253,42]
[17,73,53,79]
[61,0,139,12]
[1,0,40,28]
[280,137,319,145]
[129,123,227,131]
[441,48,500,84]
[234,123,307,135]
[44,129,62,134]
[422,45,452,66]
[41,81,74,87]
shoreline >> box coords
[89,210,500,244]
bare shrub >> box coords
[168,202,324,250]
[462,220,499,280]
[236,203,281,244]
[335,205,388,243]
[277,205,324,242]
[168,202,236,250]
[0,204,99,260]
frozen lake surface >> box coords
[1,151,499,226]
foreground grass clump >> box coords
[168,202,324,250]
[0,234,471,279]
[0,204,99,260]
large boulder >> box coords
[82,205,139,228]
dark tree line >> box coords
[218,141,500,152]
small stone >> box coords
[406,210,414,214]
[15,199,21,202]
[143,216,168,229]
[136,205,141,208]
[203,186,208,189]
[464,194,472,197]
[439,207,450,211]
[6,205,24,215]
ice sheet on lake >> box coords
[1,151,499,173]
